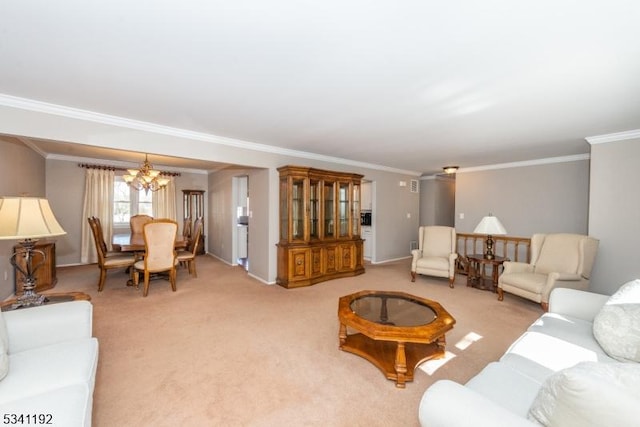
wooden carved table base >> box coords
[339,324,446,388]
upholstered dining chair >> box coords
[132,219,179,297]
[497,233,599,311]
[177,219,202,277]
[130,214,153,235]
[87,217,136,291]
[411,226,458,288]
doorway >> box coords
[232,175,249,270]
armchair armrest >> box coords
[548,272,582,282]
[502,261,534,275]
[4,301,93,354]
[419,380,537,427]
[548,288,609,322]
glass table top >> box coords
[349,293,437,327]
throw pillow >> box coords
[527,361,640,427]
[0,311,9,381]
[593,279,640,362]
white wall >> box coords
[588,137,640,295]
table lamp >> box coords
[473,214,506,260]
[0,197,67,308]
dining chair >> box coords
[177,219,203,277]
[130,214,153,235]
[87,217,136,291]
[132,219,179,297]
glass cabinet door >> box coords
[324,181,335,238]
[310,179,320,239]
[352,182,360,236]
[279,178,289,241]
[338,182,349,237]
[291,178,305,241]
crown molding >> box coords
[420,153,591,179]
[0,93,421,177]
[585,129,640,145]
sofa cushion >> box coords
[500,330,610,384]
[0,337,98,404]
[0,384,92,427]
[528,313,613,361]
[466,362,541,417]
[593,279,640,363]
[0,311,8,381]
[527,361,640,427]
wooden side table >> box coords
[1,292,91,312]
[466,254,509,292]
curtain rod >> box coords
[77,163,181,177]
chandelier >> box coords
[123,154,170,193]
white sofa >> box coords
[0,301,99,427]
[418,286,640,427]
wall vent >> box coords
[410,179,419,193]
[410,240,418,251]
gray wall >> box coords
[588,138,640,295]
[455,159,590,237]
[0,137,47,299]
[419,175,455,227]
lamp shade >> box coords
[0,197,67,240]
[474,215,507,235]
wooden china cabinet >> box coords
[277,165,365,288]
[182,189,205,255]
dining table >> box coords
[113,233,188,252]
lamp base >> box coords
[484,235,495,260]
[11,290,47,310]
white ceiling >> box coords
[1,1,639,175]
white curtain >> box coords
[81,168,115,264]
[152,178,177,221]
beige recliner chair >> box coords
[411,226,458,288]
[497,233,599,310]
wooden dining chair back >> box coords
[132,219,179,297]
[183,217,192,239]
[130,214,153,235]
[87,217,136,291]
[177,218,203,277]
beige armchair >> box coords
[411,226,458,288]
[498,233,599,310]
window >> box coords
[113,177,154,225]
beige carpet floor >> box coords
[52,256,542,427]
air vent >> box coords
[410,179,419,193]
[410,240,418,251]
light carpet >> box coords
[52,256,542,427]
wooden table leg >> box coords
[339,323,347,349]
[394,342,408,388]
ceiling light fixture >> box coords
[442,166,459,174]
[123,154,170,194]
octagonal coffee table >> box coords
[338,290,455,388]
